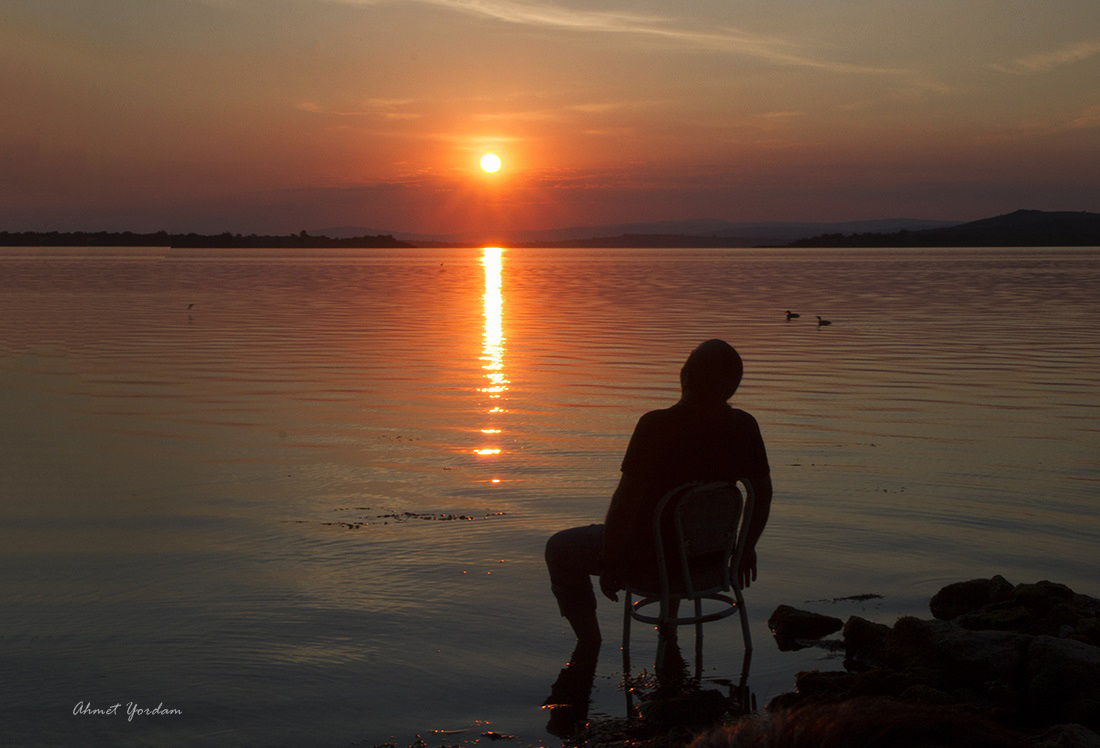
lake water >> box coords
[1,245,1098,746]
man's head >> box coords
[680,339,743,402]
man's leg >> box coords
[545,524,604,643]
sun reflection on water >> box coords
[476,247,508,466]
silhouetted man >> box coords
[545,339,772,644]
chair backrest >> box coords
[652,480,754,598]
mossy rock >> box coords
[1012,580,1075,609]
[1071,618,1100,647]
[793,669,857,698]
[930,575,1014,620]
[958,605,1032,632]
[900,684,955,705]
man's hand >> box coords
[736,548,758,590]
[599,572,622,602]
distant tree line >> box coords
[0,230,413,249]
[4,209,1096,250]
[788,209,1100,248]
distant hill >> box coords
[484,218,959,246]
[789,210,1100,248]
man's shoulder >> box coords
[726,407,759,424]
[638,406,675,420]
[673,401,759,420]
[635,402,760,428]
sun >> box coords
[480,152,502,173]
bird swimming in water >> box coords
[817,316,832,326]
[786,310,800,320]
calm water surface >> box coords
[1,246,1098,746]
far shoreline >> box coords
[3,209,1098,250]
[0,230,412,250]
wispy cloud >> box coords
[969,101,1100,146]
[1067,103,1100,130]
[333,0,906,76]
[754,111,807,121]
[472,98,664,123]
[296,99,422,119]
[991,39,1100,74]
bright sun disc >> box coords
[480,153,502,173]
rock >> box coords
[1026,636,1100,730]
[1030,724,1100,748]
[847,667,913,699]
[767,605,843,650]
[930,575,1014,620]
[639,688,727,726]
[690,696,1034,748]
[1072,618,1100,648]
[842,615,890,666]
[792,670,856,699]
[1073,593,1100,618]
[958,604,1033,632]
[899,683,955,705]
[1014,580,1076,609]
[840,615,1033,719]
[953,580,1100,636]
[768,577,1100,745]
[889,618,1031,695]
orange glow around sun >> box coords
[480,153,502,173]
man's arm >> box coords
[599,472,648,601]
[737,473,772,590]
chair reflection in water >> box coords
[622,478,754,677]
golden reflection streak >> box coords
[476,247,508,462]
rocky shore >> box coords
[745,576,1100,747]
[571,576,1100,747]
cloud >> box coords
[967,101,1100,146]
[754,110,807,121]
[991,39,1100,74]
[471,97,665,123]
[331,0,908,76]
[295,99,422,119]
[1067,103,1100,130]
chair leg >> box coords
[622,592,633,715]
[623,592,635,670]
[654,630,665,669]
[655,597,669,668]
[694,597,704,677]
[734,586,752,652]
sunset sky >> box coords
[3,0,1098,236]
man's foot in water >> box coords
[567,611,602,648]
